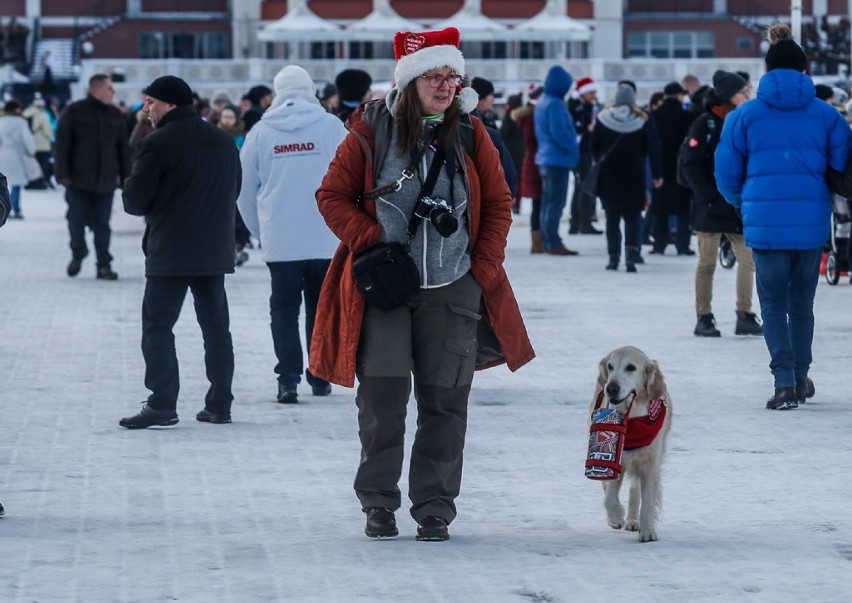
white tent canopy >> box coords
[346,0,422,41]
[432,0,508,41]
[514,0,592,42]
[258,0,341,42]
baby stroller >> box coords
[825,193,851,285]
[718,233,736,269]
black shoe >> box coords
[311,383,331,396]
[677,249,696,256]
[119,404,178,429]
[67,258,83,277]
[277,382,298,404]
[766,386,798,410]
[416,516,450,541]
[625,262,637,273]
[694,314,721,337]
[196,408,231,424]
[648,248,665,255]
[735,312,763,336]
[605,257,619,271]
[795,377,815,404]
[0,500,4,516]
[578,226,603,235]
[364,507,398,539]
[96,266,118,280]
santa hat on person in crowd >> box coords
[575,76,597,96]
[392,26,478,113]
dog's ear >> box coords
[596,354,610,393]
[644,359,667,400]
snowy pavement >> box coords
[0,188,849,603]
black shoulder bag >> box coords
[581,134,624,198]
[351,144,446,312]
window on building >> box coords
[140,32,227,59]
[520,41,545,60]
[627,31,716,58]
[310,41,335,60]
[349,41,374,60]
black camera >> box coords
[414,196,459,238]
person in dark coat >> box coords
[119,75,242,429]
[591,84,662,272]
[567,76,602,234]
[499,93,524,213]
[650,82,695,255]
[242,85,272,132]
[680,70,762,338]
[54,74,130,280]
[0,171,10,227]
[512,86,544,252]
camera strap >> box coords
[405,145,446,244]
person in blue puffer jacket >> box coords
[715,24,851,411]
[534,65,580,255]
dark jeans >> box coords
[142,275,234,413]
[570,156,597,231]
[653,211,691,253]
[603,203,641,258]
[267,259,330,388]
[530,198,541,231]
[538,165,571,250]
[65,188,114,268]
[752,248,822,388]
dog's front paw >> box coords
[607,517,625,530]
[639,529,658,543]
[625,519,640,532]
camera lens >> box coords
[431,209,458,237]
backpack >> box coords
[676,114,718,189]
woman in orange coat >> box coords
[310,27,534,542]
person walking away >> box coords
[54,74,130,280]
[513,85,545,252]
[592,84,663,272]
[119,75,241,428]
[237,65,347,404]
[535,66,580,255]
[650,82,695,256]
[679,70,762,337]
[715,24,850,410]
[333,69,372,124]
[498,93,525,214]
[22,94,54,189]
[310,26,534,541]
[567,76,602,234]
[0,99,37,219]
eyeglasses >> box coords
[420,73,463,88]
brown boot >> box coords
[530,230,544,254]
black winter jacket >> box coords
[651,97,694,216]
[54,95,130,194]
[679,108,742,233]
[122,105,241,277]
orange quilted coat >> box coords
[309,100,535,387]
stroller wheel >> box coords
[719,237,736,269]
[825,252,840,285]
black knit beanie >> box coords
[334,69,372,103]
[143,75,193,106]
[764,23,808,72]
[471,77,495,100]
[712,70,747,103]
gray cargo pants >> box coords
[354,272,482,524]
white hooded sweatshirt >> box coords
[237,91,347,262]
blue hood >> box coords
[756,69,815,110]
[543,66,573,99]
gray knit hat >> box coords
[614,84,636,107]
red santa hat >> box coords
[393,27,466,91]
[575,76,597,96]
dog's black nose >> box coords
[605,382,620,398]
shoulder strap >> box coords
[597,134,624,164]
[405,146,445,241]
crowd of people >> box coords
[1,21,849,534]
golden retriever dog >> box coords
[589,346,672,542]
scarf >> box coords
[624,398,667,450]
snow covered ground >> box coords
[1,189,849,603]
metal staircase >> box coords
[28,39,76,81]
